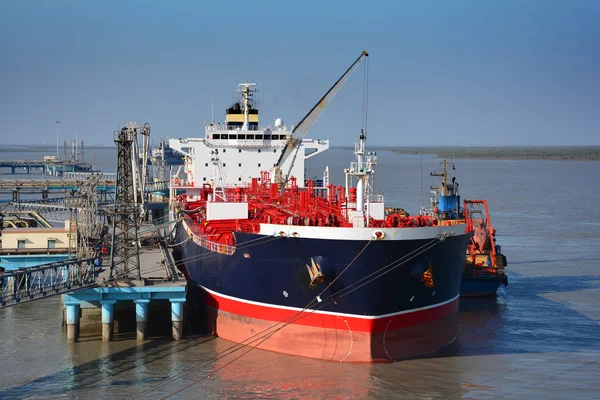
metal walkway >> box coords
[0,258,96,308]
[0,179,169,194]
[158,238,181,281]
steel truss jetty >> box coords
[0,159,92,176]
[0,258,95,307]
[0,178,169,198]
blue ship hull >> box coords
[173,222,472,362]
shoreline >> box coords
[0,146,115,152]
[334,146,600,161]
[2,145,599,161]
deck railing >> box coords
[183,219,235,256]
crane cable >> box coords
[362,53,369,137]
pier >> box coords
[0,246,188,341]
[0,178,169,193]
[63,281,186,342]
[0,123,190,344]
[60,246,186,343]
[0,159,93,176]
[0,178,170,203]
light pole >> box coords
[75,119,78,162]
[56,121,60,159]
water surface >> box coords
[0,148,599,399]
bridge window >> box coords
[17,240,26,249]
[247,134,255,140]
[47,239,56,249]
[238,134,246,140]
[213,134,221,140]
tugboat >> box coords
[168,52,472,362]
[427,161,508,297]
[462,199,508,296]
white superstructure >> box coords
[169,82,329,188]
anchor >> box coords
[306,257,325,288]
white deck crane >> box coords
[273,50,369,188]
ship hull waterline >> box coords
[460,275,508,297]
[173,223,471,363]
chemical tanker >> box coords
[169,52,472,362]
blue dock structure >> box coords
[0,242,187,342]
[58,233,185,343]
[62,281,186,342]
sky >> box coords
[1,0,599,147]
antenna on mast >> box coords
[420,154,424,207]
[75,119,78,162]
[211,94,214,125]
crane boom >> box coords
[274,51,369,176]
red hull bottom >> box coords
[205,307,459,363]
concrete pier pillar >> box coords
[100,300,117,342]
[65,301,81,343]
[170,299,185,340]
[134,299,150,340]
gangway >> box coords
[138,219,177,236]
[63,172,117,180]
[0,258,96,308]
[158,239,181,281]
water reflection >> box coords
[207,339,376,399]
